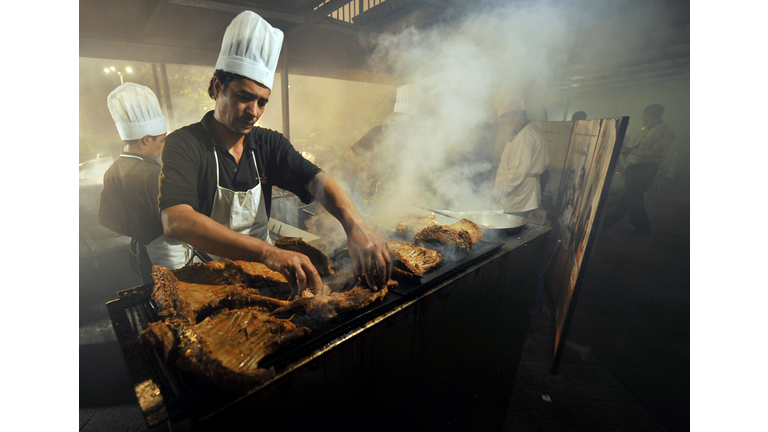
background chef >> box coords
[491,109,550,215]
[158,11,391,294]
[99,83,192,283]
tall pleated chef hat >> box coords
[107,82,167,141]
[215,11,284,91]
[496,92,548,122]
[394,84,423,114]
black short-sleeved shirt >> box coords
[98,152,165,245]
[159,111,323,219]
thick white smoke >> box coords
[336,0,683,229]
[350,2,575,225]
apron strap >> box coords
[213,150,221,185]
[213,149,261,186]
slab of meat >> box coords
[413,224,474,254]
[172,260,289,288]
[151,266,290,323]
[447,218,483,245]
[387,240,442,278]
[143,248,391,393]
[171,259,294,299]
[329,241,440,282]
[275,236,334,277]
[140,308,311,393]
[270,283,390,322]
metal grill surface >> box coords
[107,237,506,427]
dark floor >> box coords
[79,173,689,431]
[501,173,690,432]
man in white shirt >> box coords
[491,109,550,214]
[601,103,674,236]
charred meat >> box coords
[151,266,290,323]
[270,282,391,321]
[144,250,390,393]
[447,218,483,245]
[275,236,334,277]
[414,224,473,254]
[388,240,442,278]
[140,308,311,393]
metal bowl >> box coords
[457,212,528,235]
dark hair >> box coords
[643,104,664,118]
[571,111,587,121]
[124,134,164,146]
[207,69,251,99]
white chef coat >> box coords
[491,122,550,213]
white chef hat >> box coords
[107,83,167,141]
[393,84,423,114]
[215,11,284,91]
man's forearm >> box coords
[161,204,272,261]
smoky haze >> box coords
[319,0,686,233]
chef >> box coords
[99,83,193,283]
[158,11,391,294]
[491,109,550,215]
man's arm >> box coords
[305,172,392,290]
[161,204,323,293]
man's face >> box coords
[213,77,271,135]
[146,133,167,160]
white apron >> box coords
[207,149,272,262]
[144,234,193,270]
[119,154,193,270]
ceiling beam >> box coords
[80,37,219,66]
[167,0,306,23]
[306,0,356,25]
[139,0,170,42]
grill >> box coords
[108,237,507,428]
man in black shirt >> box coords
[159,11,391,294]
[100,82,192,283]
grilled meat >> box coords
[270,283,390,321]
[140,308,311,393]
[275,236,334,277]
[151,266,290,323]
[144,249,391,393]
[387,240,441,278]
[413,224,474,254]
[447,218,483,245]
[171,260,290,290]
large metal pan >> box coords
[418,208,528,236]
[454,212,528,236]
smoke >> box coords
[330,0,684,229]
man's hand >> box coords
[262,246,323,295]
[304,172,392,290]
[346,225,392,291]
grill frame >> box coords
[107,238,507,427]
